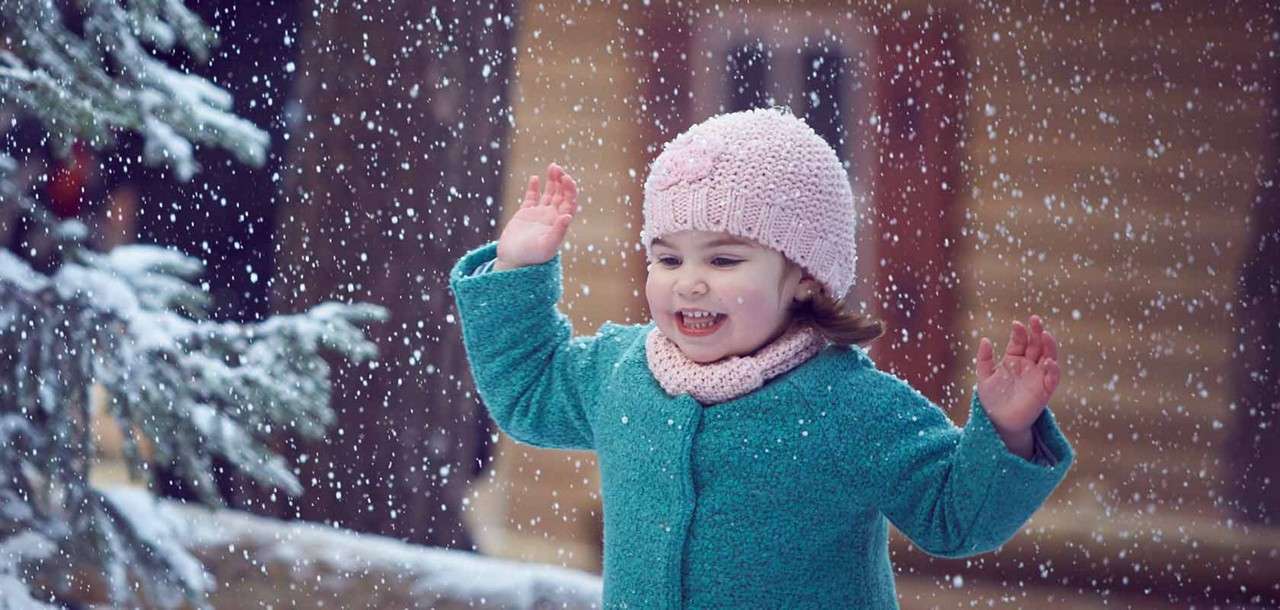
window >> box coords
[688,7,877,308]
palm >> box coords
[503,204,563,256]
[975,315,1061,434]
[496,163,579,267]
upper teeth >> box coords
[683,311,715,318]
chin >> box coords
[679,345,732,364]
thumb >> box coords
[976,337,995,380]
[1042,358,1060,397]
[545,214,572,250]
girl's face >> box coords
[645,230,818,364]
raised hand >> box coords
[495,163,579,270]
[975,315,1061,457]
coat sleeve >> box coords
[449,242,620,451]
[864,372,1075,558]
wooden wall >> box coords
[955,0,1270,531]
[907,1,1279,604]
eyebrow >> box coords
[651,237,755,249]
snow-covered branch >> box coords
[0,0,268,180]
[0,243,387,608]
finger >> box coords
[1042,357,1060,398]
[559,173,578,216]
[543,169,560,208]
[1041,329,1058,364]
[539,166,555,206]
[1025,316,1043,363]
[549,170,562,208]
[976,337,995,380]
[548,214,572,245]
[548,162,563,187]
[1005,320,1028,357]
[521,176,539,208]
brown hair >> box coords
[790,291,885,348]
[774,257,884,348]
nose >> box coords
[674,273,708,298]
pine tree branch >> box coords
[0,0,267,179]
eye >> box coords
[655,256,680,267]
[711,257,741,267]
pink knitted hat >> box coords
[640,107,858,301]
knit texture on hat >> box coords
[645,320,827,405]
[641,107,858,300]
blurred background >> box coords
[6,0,1276,608]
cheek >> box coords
[722,280,782,318]
[644,272,666,312]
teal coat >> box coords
[449,242,1074,609]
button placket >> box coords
[664,396,702,610]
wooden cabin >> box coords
[466,1,1279,607]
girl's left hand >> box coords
[975,315,1061,453]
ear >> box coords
[795,275,820,303]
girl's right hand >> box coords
[494,163,579,270]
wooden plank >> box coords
[962,154,1266,203]
[965,101,1268,158]
[963,207,1248,275]
[965,88,1270,134]
[964,49,1272,90]
[986,0,1272,29]
[967,180,1255,221]
[967,204,1245,256]
[959,249,1239,308]
[966,20,1272,89]
[973,16,1272,61]
[969,136,1268,175]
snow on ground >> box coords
[104,487,603,609]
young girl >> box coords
[449,108,1073,609]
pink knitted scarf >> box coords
[645,320,828,405]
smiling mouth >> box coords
[677,312,727,336]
